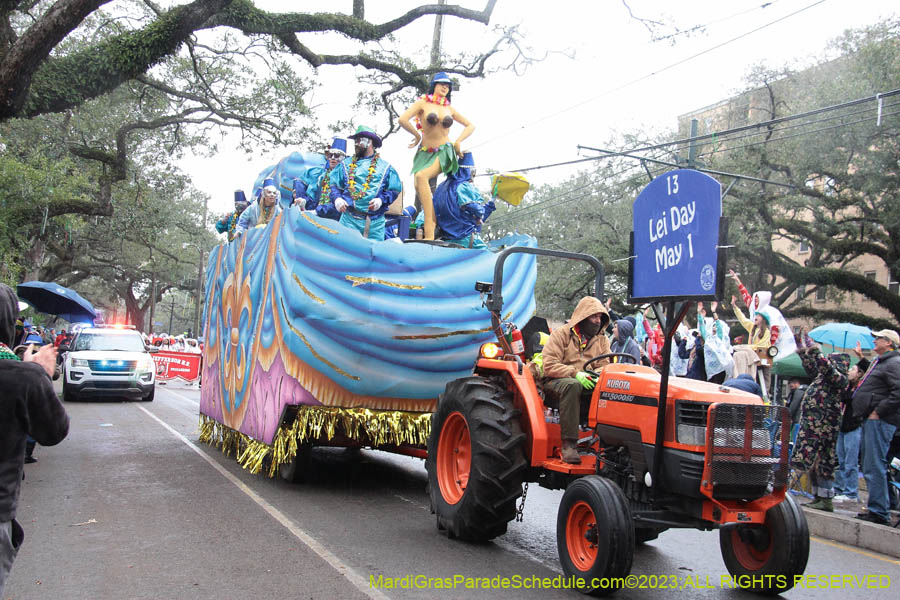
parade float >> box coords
[198,159,537,477]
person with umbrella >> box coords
[0,284,69,595]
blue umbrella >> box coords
[808,322,874,350]
[16,281,97,321]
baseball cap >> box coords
[872,329,900,347]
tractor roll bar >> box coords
[488,247,605,314]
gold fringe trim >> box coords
[198,406,431,478]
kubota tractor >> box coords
[425,247,809,596]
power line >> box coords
[472,0,828,155]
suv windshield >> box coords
[72,332,146,352]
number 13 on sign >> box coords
[667,174,679,195]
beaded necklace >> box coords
[319,166,334,201]
[260,204,274,225]
[228,213,238,239]
[347,154,379,202]
[0,342,19,361]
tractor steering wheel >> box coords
[583,353,639,376]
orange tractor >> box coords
[425,247,808,596]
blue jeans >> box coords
[834,428,862,498]
[861,419,898,520]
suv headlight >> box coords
[136,357,154,372]
[71,358,89,368]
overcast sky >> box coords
[180,0,899,217]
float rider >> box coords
[541,297,611,464]
[432,151,496,249]
[235,178,282,237]
[215,190,250,242]
[296,137,347,221]
[329,126,402,241]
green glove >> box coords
[530,354,544,378]
[575,371,597,390]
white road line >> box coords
[161,387,200,405]
[135,405,390,600]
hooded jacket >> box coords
[543,297,611,379]
[609,319,641,364]
[0,284,69,523]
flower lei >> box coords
[347,154,379,202]
[415,93,451,130]
[422,93,450,106]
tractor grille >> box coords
[707,404,789,500]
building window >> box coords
[890,280,898,294]
[865,271,877,281]
[798,240,810,254]
[815,286,826,302]
[797,285,806,300]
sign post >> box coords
[628,169,727,496]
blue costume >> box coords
[235,179,282,237]
[432,152,495,249]
[329,127,401,241]
[297,138,346,221]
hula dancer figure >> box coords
[329,126,401,241]
[432,152,495,249]
[398,72,475,240]
[235,178,282,237]
[215,190,250,242]
[295,138,347,221]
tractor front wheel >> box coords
[557,476,634,596]
[719,494,809,595]
[426,376,526,541]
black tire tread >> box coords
[719,494,810,595]
[426,376,527,541]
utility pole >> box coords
[168,294,175,334]
[415,0,446,215]
[148,273,156,333]
[193,197,207,338]
[430,0,446,69]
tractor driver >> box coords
[542,296,611,464]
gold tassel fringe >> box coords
[198,406,432,478]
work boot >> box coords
[561,439,581,465]
[806,496,833,512]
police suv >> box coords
[62,325,157,402]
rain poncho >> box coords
[698,312,734,380]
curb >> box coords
[802,506,900,559]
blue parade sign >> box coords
[629,169,723,302]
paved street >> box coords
[5,382,900,600]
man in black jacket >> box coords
[852,329,900,525]
[0,284,69,594]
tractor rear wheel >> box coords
[719,494,809,595]
[426,376,526,541]
[557,476,634,596]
